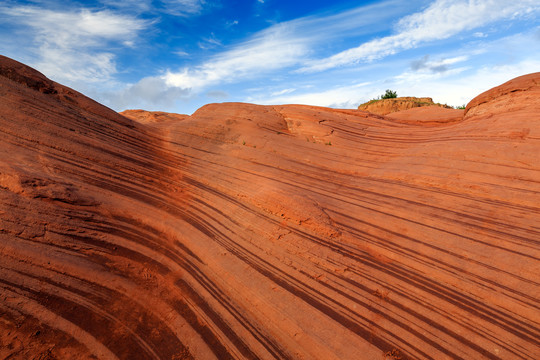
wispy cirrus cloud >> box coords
[299,0,540,72]
[100,0,206,16]
[98,0,153,13]
[0,5,149,83]
[159,0,207,16]
[164,23,310,90]
[162,0,412,90]
[197,33,223,49]
[271,88,296,96]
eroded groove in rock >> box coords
[1,55,539,359]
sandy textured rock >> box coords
[386,106,464,124]
[358,96,452,115]
[1,55,539,360]
[121,109,190,124]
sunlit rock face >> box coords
[1,55,539,360]
[358,96,453,115]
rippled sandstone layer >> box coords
[1,55,539,359]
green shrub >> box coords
[381,89,397,99]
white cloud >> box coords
[300,0,540,72]
[390,29,540,105]
[396,59,540,106]
[5,0,531,116]
[99,0,153,12]
[38,49,118,84]
[247,28,540,111]
[197,33,223,49]
[244,63,514,110]
[164,23,310,90]
[271,88,296,96]
[163,0,411,91]
[255,56,540,111]
[0,5,148,83]
[99,0,205,16]
[251,82,371,109]
[160,0,206,16]
[104,77,191,110]
[395,66,470,84]
[473,32,488,38]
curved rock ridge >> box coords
[358,96,452,115]
[0,55,57,94]
[386,106,464,125]
[465,72,540,118]
[121,109,190,124]
[1,55,540,360]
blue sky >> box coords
[1,0,539,114]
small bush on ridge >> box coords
[381,89,397,99]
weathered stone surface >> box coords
[1,55,539,359]
[358,96,452,115]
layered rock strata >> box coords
[1,55,539,359]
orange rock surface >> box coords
[386,106,464,124]
[1,55,539,359]
[358,96,452,115]
[121,109,190,124]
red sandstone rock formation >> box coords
[386,106,464,124]
[1,54,539,359]
[358,96,452,115]
[121,109,190,124]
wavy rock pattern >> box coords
[1,55,539,359]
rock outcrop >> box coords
[121,109,190,124]
[1,55,539,360]
[358,96,452,115]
